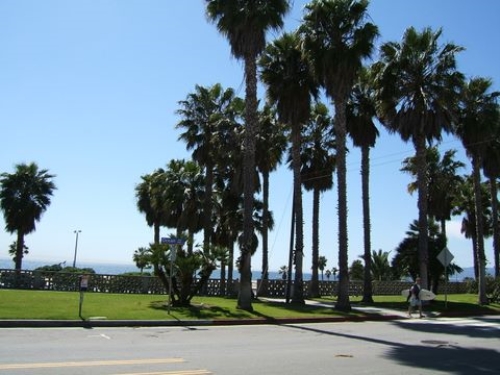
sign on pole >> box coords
[437,247,454,267]
[437,247,454,309]
[161,237,185,245]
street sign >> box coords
[161,237,185,245]
[437,247,454,267]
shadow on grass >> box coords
[148,300,254,320]
[147,298,358,322]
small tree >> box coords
[318,256,327,281]
[133,247,151,274]
[146,242,216,307]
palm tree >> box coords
[455,77,500,304]
[452,175,493,279]
[370,249,391,281]
[164,159,206,253]
[259,31,318,304]
[300,0,378,311]
[205,0,290,311]
[255,104,288,280]
[347,67,379,303]
[300,102,335,297]
[373,26,464,290]
[482,125,500,278]
[135,169,168,245]
[133,247,151,274]
[0,162,56,271]
[176,83,239,255]
[401,147,465,237]
[318,255,328,281]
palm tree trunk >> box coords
[227,242,234,296]
[489,177,500,278]
[310,188,320,298]
[238,53,258,311]
[472,156,488,304]
[203,161,214,254]
[15,231,24,271]
[262,170,270,280]
[361,146,373,303]
[334,98,350,312]
[154,223,160,245]
[415,132,430,289]
[291,119,305,304]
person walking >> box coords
[407,277,424,318]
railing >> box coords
[0,269,468,296]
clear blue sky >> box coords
[1,1,499,272]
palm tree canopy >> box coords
[300,102,336,192]
[300,0,379,100]
[176,83,241,165]
[259,31,318,126]
[456,77,500,159]
[205,0,290,60]
[401,147,465,222]
[0,162,56,235]
[347,67,379,148]
[374,27,464,144]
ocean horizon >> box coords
[0,258,490,281]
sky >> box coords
[1,0,499,274]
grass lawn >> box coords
[0,290,498,321]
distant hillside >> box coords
[452,267,495,281]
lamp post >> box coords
[72,230,81,268]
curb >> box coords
[0,313,404,329]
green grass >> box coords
[0,290,498,321]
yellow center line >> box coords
[0,358,185,370]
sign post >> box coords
[437,247,454,308]
[161,237,185,313]
[78,274,89,319]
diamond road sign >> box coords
[437,247,454,267]
[161,237,185,245]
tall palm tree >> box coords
[401,147,465,237]
[300,102,335,297]
[255,104,288,280]
[346,67,379,303]
[205,0,290,311]
[482,123,500,278]
[452,175,493,279]
[300,0,378,311]
[176,84,239,255]
[259,31,318,304]
[373,26,464,290]
[0,162,56,271]
[455,77,500,304]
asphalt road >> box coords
[0,316,499,375]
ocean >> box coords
[0,258,289,280]
[0,258,490,281]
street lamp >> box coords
[72,230,81,268]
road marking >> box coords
[0,358,184,370]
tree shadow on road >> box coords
[286,323,500,374]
